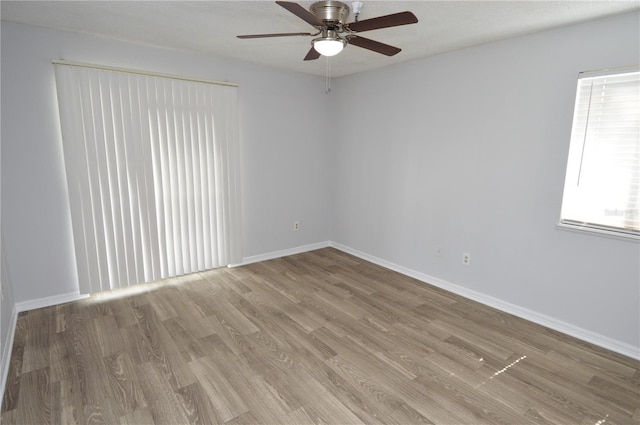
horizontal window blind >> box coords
[560,67,639,239]
[55,63,242,295]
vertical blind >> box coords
[560,67,640,237]
[55,62,242,295]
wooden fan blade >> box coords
[276,1,324,27]
[304,47,321,61]
[237,32,313,39]
[347,11,418,32]
[347,36,401,56]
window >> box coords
[559,67,639,240]
[55,62,242,295]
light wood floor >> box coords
[2,248,638,424]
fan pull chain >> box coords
[325,56,331,94]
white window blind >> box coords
[560,67,640,239]
[55,62,242,295]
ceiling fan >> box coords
[237,1,418,61]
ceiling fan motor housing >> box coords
[310,1,350,24]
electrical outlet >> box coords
[434,247,442,257]
[293,221,300,231]
[463,252,471,266]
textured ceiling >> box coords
[2,1,639,77]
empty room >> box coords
[1,1,639,424]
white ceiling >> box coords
[2,1,638,77]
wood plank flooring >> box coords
[2,248,639,424]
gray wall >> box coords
[0,21,333,304]
[331,12,640,349]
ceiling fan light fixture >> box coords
[312,30,345,56]
[313,38,345,56]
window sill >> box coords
[556,222,640,243]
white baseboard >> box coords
[15,291,88,313]
[13,242,332,313]
[2,292,88,401]
[1,304,18,404]
[230,241,331,267]
[4,241,637,372]
[330,241,640,361]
